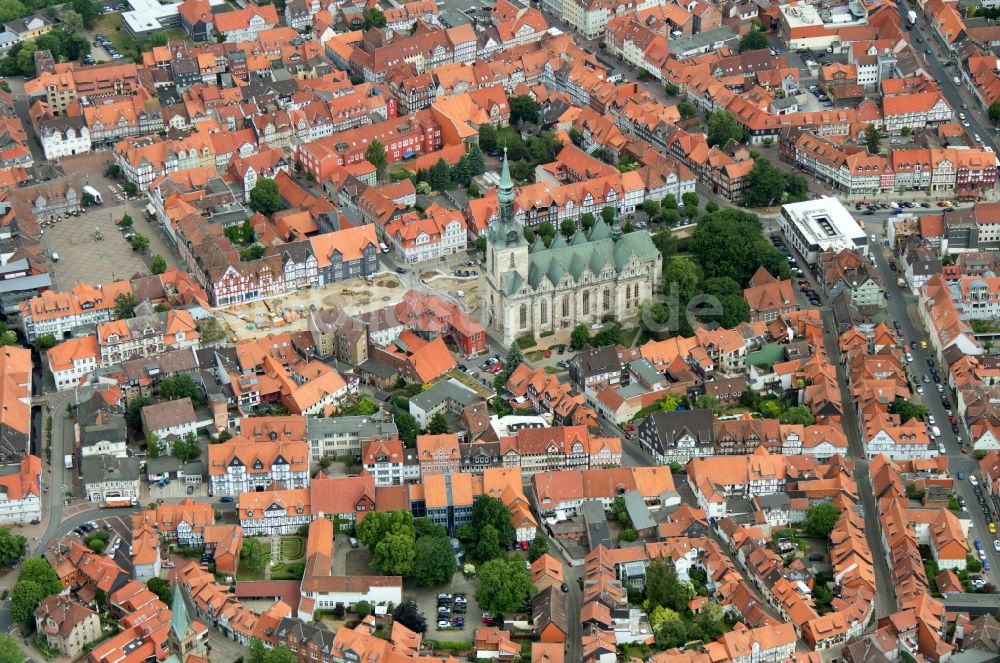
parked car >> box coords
[437,620,450,629]
[451,617,464,628]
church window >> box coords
[562,296,569,317]
[583,291,590,315]
[520,304,527,328]
[509,252,515,269]
[541,300,548,324]
[604,288,611,311]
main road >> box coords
[867,215,1000,582]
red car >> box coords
[544,349,552,358]
[949,416,957,425]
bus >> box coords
[82,185,103,205]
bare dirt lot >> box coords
[216,268,481,342]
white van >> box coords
[931,426,941,438]
[51,252,59,262]
[378,242,388,252]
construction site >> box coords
[213,268,483,342]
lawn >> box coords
[236,559,265,581]
[270,562,305,580]
[279,535,305,561]
[93,13,189,58]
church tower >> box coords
[485,148,528,288]
[168,581,206,663]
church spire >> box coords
[498,147,514,229]
[170,581,193,641]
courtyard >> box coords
[236,534,307,581]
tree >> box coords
[664,82,679,96]
[677,100,697,120]
[660,394,678,411]
[130,234,150,253]
[362,7,386,28]
[580,212,596,231]
[450,154,472,185]
[147,577,171,604]
[467,145,486,176]
[429,158,450,191]
[172,432,202,462]
[394,410,420,446]
[71,0,101,27]
[428,411,450,435]
[34,334,57,350]
[414,517,447,540]
[642,199,660,218]
[510,96,541,124]
[560,219,576,238]
[17,558,61,596]
[864,124,881,155]
[780,405,815,426]
[393,601,427,634]
[785,173,809,200]
[356,510,415,548]
[527,535,549,562]
[571,324,590,349]
[248,178,285,216]
[536,221,556,245]
[664,257,700,306]
[159,375,202,405]
[689,208,789,285]
[707,110,743,147]
[372,531,415,575]
[892,397,928,424]
[472,496,515,545]
[990,100,1000,125]
[645,558,695,612]
[744,159,787,207]
[475,558,535,618]
[366,140,387,178]
[662,194,678,210]
[601,206,616,225]
[804,503,840,539]
[409,534,455,586]
[242,537,270,572]
[620,529,638,542]
[474,235,487,257]
[60,9,84,35]
[478,124,498,152]
[353,600,373,618]
[9,580,43,624]
[149,254,166,275]
[510,159,533,182]
[0,634,23,663]
[738,28,768,52]
[0,0,25,23]
[611,497,629,526]
[681,192,700,214]
[476,524,502,562]
[695,394,717,411]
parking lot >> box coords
[64,514,134,575]
[411,572,483,641]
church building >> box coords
[483,150,663,345]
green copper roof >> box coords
[550,234,567,249]
[570,231,588,246]
[171,581,192,641]
[589,219,611,241]
[526,229,660,290]
[499,148,513,196]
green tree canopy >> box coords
[0,634,24,663]
[365,140,387,177]
[372,530,415,575]
[159,375,202,405]
[744,159,787,207]
[149,254,167,275]
[645,558,695,612]
[393,601,427,634]
[689,208,789,285]
[362,7,386,28]
[804,503,841,539]
[0,528,26,567]
[571,324,590,349]
[248,178,286,216]
[989,100,1000,125]
[509,95,541,124]
[9,580,43,624]
[427,411,450,435]
[475,557,535,618]
[115,293,138,319]
[241,537,270,572]
[17,558,61,596]
[738,29,768,52]
[147,577,171,603]
[409,535,455,587]
[472,496,515,546]
[864,124,881,155]
[527,535,549,562]
[707,110,744,147]
[356,510,415,548]
[476,524,502,562]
